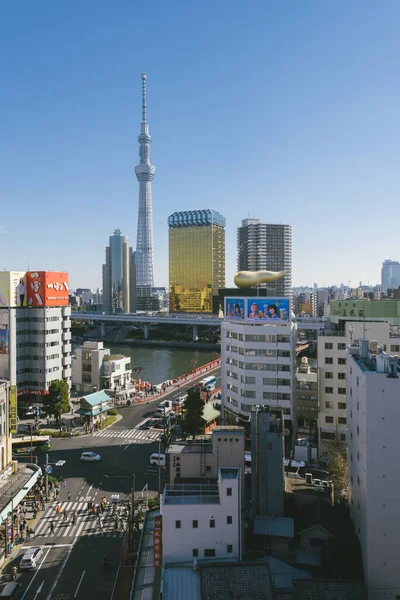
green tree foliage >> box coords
[183,388,204,439]
[44,380,70,422]
[327,441,348,497]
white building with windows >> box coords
[347,342,400,600]
[317,320,397,460]
[221,315,296,430]
[72,341,131,393]
[160,467,241,565]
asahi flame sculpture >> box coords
[234,270,289,288]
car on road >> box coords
[19,546,43,570]
[150,453,166,467]
[0,582,22,598]
[80,452,101,462]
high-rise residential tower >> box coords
[135,73,155,294]
[237,219,292,297]
[102,229,135,313]
[169,210,226,312]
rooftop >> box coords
[163,567,201,600]
[201,403,220,423]
[103,354,127,361]
[168,209,226,229]
[163,483,219,505]
[253,515,294,538]
[167,441,213,455]
[80,390,112,406]
[200,563,274,600]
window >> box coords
[325,416,334,424]
[338,343,346,350]
[210,519,215,528]
[192,520,198,528]
[204,549,216,558]
[227,516,233,524]
[338,358,346,365]
[338,387,346,395]
[321,431,336,441]
[338,372,346,380]
[227,545,233,553]
[175,520,181,529]
[325,401,333,409]
[206,465,211,472]
[391,345,400,352]
[338,417,347,425]
[325,343,333,350]
[325,372,333,379]
[325,387,333,394]
[325,357,333,364]
[227,488,232,497]
[338,402,347,410]
[267,442,273,450]
[192,549,198,557]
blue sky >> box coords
[1,1,400,290]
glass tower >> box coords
[168,210,226,313]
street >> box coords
[8,368,221,600]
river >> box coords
[72,343,219,384]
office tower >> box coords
[102,229,135,313]
[237,219,292,297]
[221,294,296,437]
[251,407,284,519]
[169,209,226,313]
[0,271,71,406]
[381,259,400,289]
[347,342,400,599]
[135,73,155,295]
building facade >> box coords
[0,271,71,407]
[237,219,292,298]
[72,341,131,393]
[102,229,134,314]
[221,301,296,435]
[317,320,397,460]
[169,210,226,313]
[161,467,241,564]
[381,259,400,289]
[347,343,400,600]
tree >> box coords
[183,388,204,439]
[44,380,70,423]
[327,440,348,497]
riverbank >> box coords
[108,339,220,350]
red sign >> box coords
[26,271,69,307]
[153,515,162,568]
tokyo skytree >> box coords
[135,73,155,289]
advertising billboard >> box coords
[9,385,17,434]
[26,271,69,307]
[0,272,27,307]
[0,327,8,355]
[247,298,290,322]
[225,298,245,320]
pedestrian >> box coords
[63,509,67,521]
[56,505,61,514]
[67,492,71,501]
[50,522,55,534]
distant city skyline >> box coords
[1,2,400,289]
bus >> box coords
[12,436,51,455]
[197,375,217,391]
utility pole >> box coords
[129,473,136,551]
[45,453,49,500]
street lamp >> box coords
[190,359,197,374]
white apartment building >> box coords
[317,320,396,460]
[0,306,72,405]
[221,318,296,428]
[161,467,241,565]
[347,342,400,600]
[0,381,12,472]
[72,342,131,393]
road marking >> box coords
[21,546,52,600]
[33,581,44,600]
[74,570,85,598]
[123,444,130,450]
[45,540,75,600]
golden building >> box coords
[169,210,225,313]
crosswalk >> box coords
[93,424,162,444]
[34,501,126,539]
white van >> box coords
[150,453,166,467]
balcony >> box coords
[63,331,71,342]
[63,343,72,354]
[63,367,72,378]
[62,356,71,367]
[62,320,70,329]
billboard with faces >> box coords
[246,298,290,322]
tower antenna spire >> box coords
[141,73,147,124]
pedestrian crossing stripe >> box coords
[34,501,127,539]
[93,428,162,441]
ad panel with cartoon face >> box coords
[246,298,290,322]
[225,298,245,320]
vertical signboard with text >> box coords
[9,385,17,434]
[153,515,162,568]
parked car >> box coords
[149,453,166,467]
[20,546,43,570]
[80,452,101,462]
